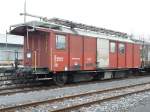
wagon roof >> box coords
[10,20,134,43]
[10,21,59,35]
[49,18,128,37]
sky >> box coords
[0,34,23,45]
[0,0,150,40]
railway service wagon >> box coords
[10,18,141,85]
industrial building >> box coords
[0,34,23,66]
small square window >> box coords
[119,43,125,54]
[110,42,116,53]
[56,35,66,49]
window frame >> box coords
[118,43,125,54]
[55,34,66,50]
[110,41,116,53]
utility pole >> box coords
[24,0,27,23]
[141,35,145,67]
[5,30,8,49]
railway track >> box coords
[0,84,48,96]
[1,80,150,112]
[0,75,147,97]
[0,79,118,96]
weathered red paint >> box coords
[133,44,141,68]
[69,35,83,70]
[126,43,133,68]
[117,42,126,68]
[83,37,96,70]
[24,32,50,68]
[109,41,117,68]
[51,32,69,71]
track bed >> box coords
[1,75,150,111]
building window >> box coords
[56,35,66,49]
[110,42,116,53]
[119,43,125,54]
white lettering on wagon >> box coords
[72,58,80,60]
[56,57,64,62]
[54,55,64,67]
[54,55,64,62]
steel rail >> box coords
[0,75,146,97]
[52,87,150,112]
[0,85,49,96]
[0,73,147,90]
[0,77,128,96]
[0,81,150,112]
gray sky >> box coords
[0,0,150,39]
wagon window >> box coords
[119,43,125,54]
[110,42,116,53]
[56,35,66,49]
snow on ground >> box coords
[1,76,150,109]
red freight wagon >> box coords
[10,19,141,85]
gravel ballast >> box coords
[20,83,150,112]
[78,91,150,112]
[1,76,150,109]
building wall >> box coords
[0,34,23,65]
[0,44,23,65]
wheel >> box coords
[53,73,68,86]
[93,72,104,80]
[67,74,74,83]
